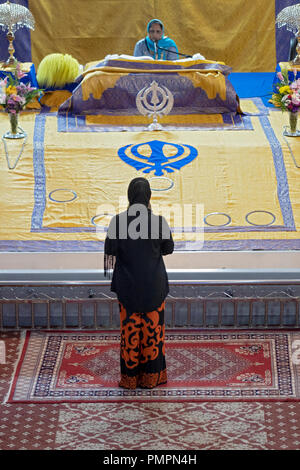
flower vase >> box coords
[289,110,298,134]
[284,110,299,137]
[3,112,26,140]
[10,112,18,135]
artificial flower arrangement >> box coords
[0,61,42,135]
[270,68,300,134]
[270,68,300,113]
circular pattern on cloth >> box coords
[204,212,231,227]
[91,213,115,227]
[148,176,174,191]
[245,210,276,226]
[49,189,77,203]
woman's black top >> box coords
[104,208,174,313]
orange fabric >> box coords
[119,302,167,389]
[119,370,167,389]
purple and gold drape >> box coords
[0,0,298,71]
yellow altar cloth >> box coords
[0,101,299,251]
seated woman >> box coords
[134,18,179,60]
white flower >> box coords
[282,95,291,105]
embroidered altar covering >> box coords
[58,56,241,118]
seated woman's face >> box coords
[148,23,163,42]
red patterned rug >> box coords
[6,330,300,403]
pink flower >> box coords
[291,94,300,106]
[17,71,25,79]
[277,72,284,81]
[11,94,21,102]
[10,94,25,105]
[16,63,26,79]
[290,79,300,91]
[16,83,28,97]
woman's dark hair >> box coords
[127,177,151,207]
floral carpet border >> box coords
[5,330,300,404]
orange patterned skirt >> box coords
[118,301,167,389]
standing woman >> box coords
[104,177,174,389]
[134,19,179,60]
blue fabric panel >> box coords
[0,0,32,62]
[0,62,37,86]
[274,64,300,88]
[229,73,275,107]
[44,83,79,93]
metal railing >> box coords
[1,295,299,330]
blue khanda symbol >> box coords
[118,140,198,176]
